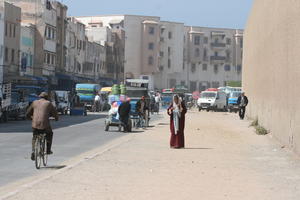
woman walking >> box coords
[167,95,187,149]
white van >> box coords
[197,91,227,112]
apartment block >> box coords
[76,15,160,88]
[3,2,21,83]
[154,21,185,89]
[20,24,35,76]
[184,26,243,91]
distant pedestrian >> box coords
[118,98,131,132]
[167,95,187,149]
[237,92,248,120]
[94,93,101,112]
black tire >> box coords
[206,109,209,112]
[198,107,201,112]
[35,139,41,169]
[128,120,132,132]
[105,124,109,131]
[42,138,48,166]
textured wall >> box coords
[243,0,300,153]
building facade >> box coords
[183,26,243,92]
[20,24,35,76]
[154,21,185,89]
[3,2,21,83]
[243,0,300,154]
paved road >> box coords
[0,112,162,187]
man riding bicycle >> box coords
[135,96,149,127]
[26,92,58,161]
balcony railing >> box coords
[211,43,226,48]
[210,56,226,61]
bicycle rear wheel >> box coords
[42,137,48,166]
[34,138,42,169]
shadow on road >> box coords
[0,113,106,134]
[184,147,213,150]
[40,165,67,170]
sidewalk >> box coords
[2,110,300,200]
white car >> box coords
[197,91,227,112]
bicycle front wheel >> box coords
[34,138,42,169]
[42,137,48,166]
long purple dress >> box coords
[167,102,187,148]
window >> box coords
[11,49,15,63]
[5,22,8,36]
[168,47,171,56]
[226,38,231,45]
[202,64,207,71]
[168,59,171,68]
[47,53,51,64]
[181,81,186,87]
[224,65,231,71]
[149,27,155,35]
[240,38,243,48]
[168,31,172,39]
[214,64,218,73]
[195,48,200,57]
[159,51,164,57]
[148,42,154,50]
[191,63,196,72]
[204,37,208,44]
[226,50,231,61]
[148,56,154,65]
[9,23,12,37]
[194,36,200,45]
[237,65,242,72]
[203,48,207,59]
[5,47,8,62]
[214,52,218,56]
[13,24,16,38]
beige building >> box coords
[183,26,243,92]
[243,0,300,154]
[154,21,185,89]
[76,15,161,88]
[3,2,21,83]
[20,24,35,76]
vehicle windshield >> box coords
[76,90,95,95]
[230,92,241,98]
[201,92,216,98]
[126,90,148,98]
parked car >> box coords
[227,91,242,113]
[7,90,29,120]
[197,90,227,112]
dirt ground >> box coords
[1,110,300,200]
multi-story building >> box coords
[76,15,161,89]
[6,0,58,87]
[3,2,21,83]
[0,1,4,84]
[154,21,185,89]
[183,26,243,91]
[20,24,35,76]
[52,1,68,75]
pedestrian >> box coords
[94,93,101,112]
[167,94,187,149]
[155,93,160,113]
[136,96,148,127]
[237,92,249,120]
[26,92,59,160]
[118,98,131,132]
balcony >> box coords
[211,56,226,61]
[211,42,226,48]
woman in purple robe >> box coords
[167,95,187,148]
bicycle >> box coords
[34,133,48,169]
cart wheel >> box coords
[105,124,109,131]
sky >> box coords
[65,0,254,29]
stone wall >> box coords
[243,0,300,153]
